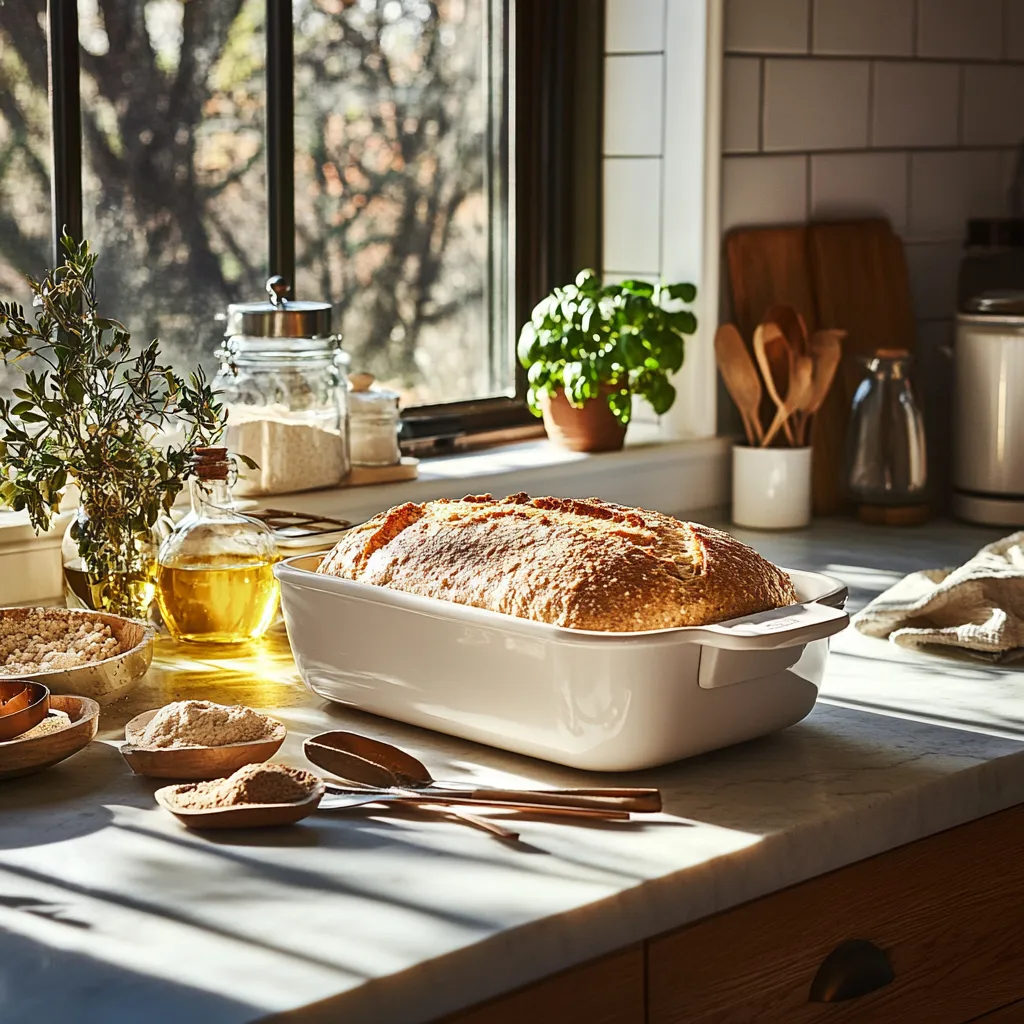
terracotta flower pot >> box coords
[540,387,627,453]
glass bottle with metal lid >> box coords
[347,373,401,467]
[214,276,351,496]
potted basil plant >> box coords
[518,269,698,451]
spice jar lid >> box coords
[225,276,333,339]
[347,373,400,415]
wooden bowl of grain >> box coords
[0,607,155,705]
[120,707,286,780]
[0,694,100,780]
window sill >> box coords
[0,426,731,604]
[249,424,731,524]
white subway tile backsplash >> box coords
[812,0,914,56]
[606,0,665,54]
[724,0,809,54]
[1007,0,1024,60]
[905,242,962,320]
[721,155,808,231]
[908,150,1004,239]
[962,65,1024,146]
[723,57,761,153]
[810,152,908,231]
[872,62,959,149]
[916,0,1002,60]
[763,60,870,151]
[603,158,662,273]
[604,55,664,156]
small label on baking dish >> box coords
[757,616,800,632]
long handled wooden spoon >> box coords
[753,323,795,446]
[305,732,661,812]
[763,354,814,448]
[714,324,764,446]
[795,329,845,446]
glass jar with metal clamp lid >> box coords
[214,276,351,496]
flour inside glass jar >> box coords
[226,403,346,496]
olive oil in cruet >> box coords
[156,447,279,643]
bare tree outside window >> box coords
[0,0,510,407]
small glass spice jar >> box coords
[347,373,401,467]
[214,276,351,496]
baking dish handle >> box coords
[691,601,849,651]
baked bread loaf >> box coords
[317,493,797,632]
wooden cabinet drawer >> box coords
[442,946,643,1024]
[648,806,1024,1024]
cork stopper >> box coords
[193,446,230,481]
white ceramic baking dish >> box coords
[275,554,849,771]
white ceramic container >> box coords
[275,555,848,772]
[732,444,813,530]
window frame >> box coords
[41,0,604,452]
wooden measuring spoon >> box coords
[301,738,517,840]
[795,329,845,446]
[154,779,326,830]
[714,324,764,446]
[305,732,662,813]
[763,354,814,448]
[753,323,795,446]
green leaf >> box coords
[517,322,539,366]
[669,310,698,335]
[619,279,655,297]
[665,282,697,303]
[10,401,35,417]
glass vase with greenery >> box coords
[518,270,698,449]
[0,235,227,619]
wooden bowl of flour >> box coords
[120,708,286,780]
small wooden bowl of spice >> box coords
[0,694,100,780]
[155,763,324,829]
[121,700,286,780]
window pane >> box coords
[0,1,52,343]
[78,0,267,377]
[294,0,511,407]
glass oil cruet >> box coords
[155,447,280,643]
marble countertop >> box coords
[2,519,1024,1023]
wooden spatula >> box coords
[763,354,814,448]
[764,304,809,359]
[753,323,795,446]
[795,329,845,446]
[714,324,764,446]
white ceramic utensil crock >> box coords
[732,444,813,530]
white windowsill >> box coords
[0,426,732,604]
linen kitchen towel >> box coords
[853,532,1024,661]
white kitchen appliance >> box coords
[275,555,848,771]
[953,291,1024,526]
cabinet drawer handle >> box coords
[809,939,895,1003]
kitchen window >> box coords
[0,0,602,446]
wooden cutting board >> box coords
[725,218,916,515]
[807,219,916,514]
[725,225,818,439]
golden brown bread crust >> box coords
[316,493,797,631]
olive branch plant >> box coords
[0,234,231,614]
